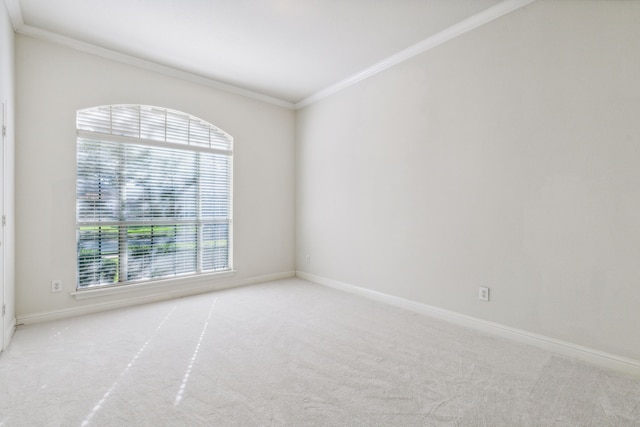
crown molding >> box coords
[8,0,536,111]
[15,24,296,110]
[4,0,24,30]
[295,0,538,109]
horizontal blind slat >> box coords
[78,105,232,150]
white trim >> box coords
[6,0,537,110]
[14,25,296,110]
[3,316,15,351]
[71,270,237,300]
[17,271,295,325]
[296,271,640,378]
[8,1,537,111]
[295,0,538,109]
[3,0,24,31]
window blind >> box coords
[76,105,232,289]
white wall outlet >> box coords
[478,286,490,302]
[51,280,63,293]
[305,254,311,264]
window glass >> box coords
[76,105,232,289]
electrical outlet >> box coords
[478,286,490,302]
[51,280,63,293]
[305,255,311,264]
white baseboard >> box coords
[296,271,640,378]
[17,271,295,326]
[3,317,16,351]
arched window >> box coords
[76,105,232,289]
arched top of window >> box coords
[77,104,232,151]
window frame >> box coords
[75,105,233,292]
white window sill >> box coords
[70,270,236,300]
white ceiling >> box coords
[12,0,511,106]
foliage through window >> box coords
[76,105,232,289]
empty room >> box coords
[1,0,639,425]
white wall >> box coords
[15,35,295,320]
[0,0,16,349]
[296,0,640,361]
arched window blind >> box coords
[76,105,232,289]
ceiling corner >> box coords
[4,0,24,31]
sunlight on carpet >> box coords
[1,278,639,426]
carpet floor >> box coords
[1,278,639,426]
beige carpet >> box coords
[1,278,639,426]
